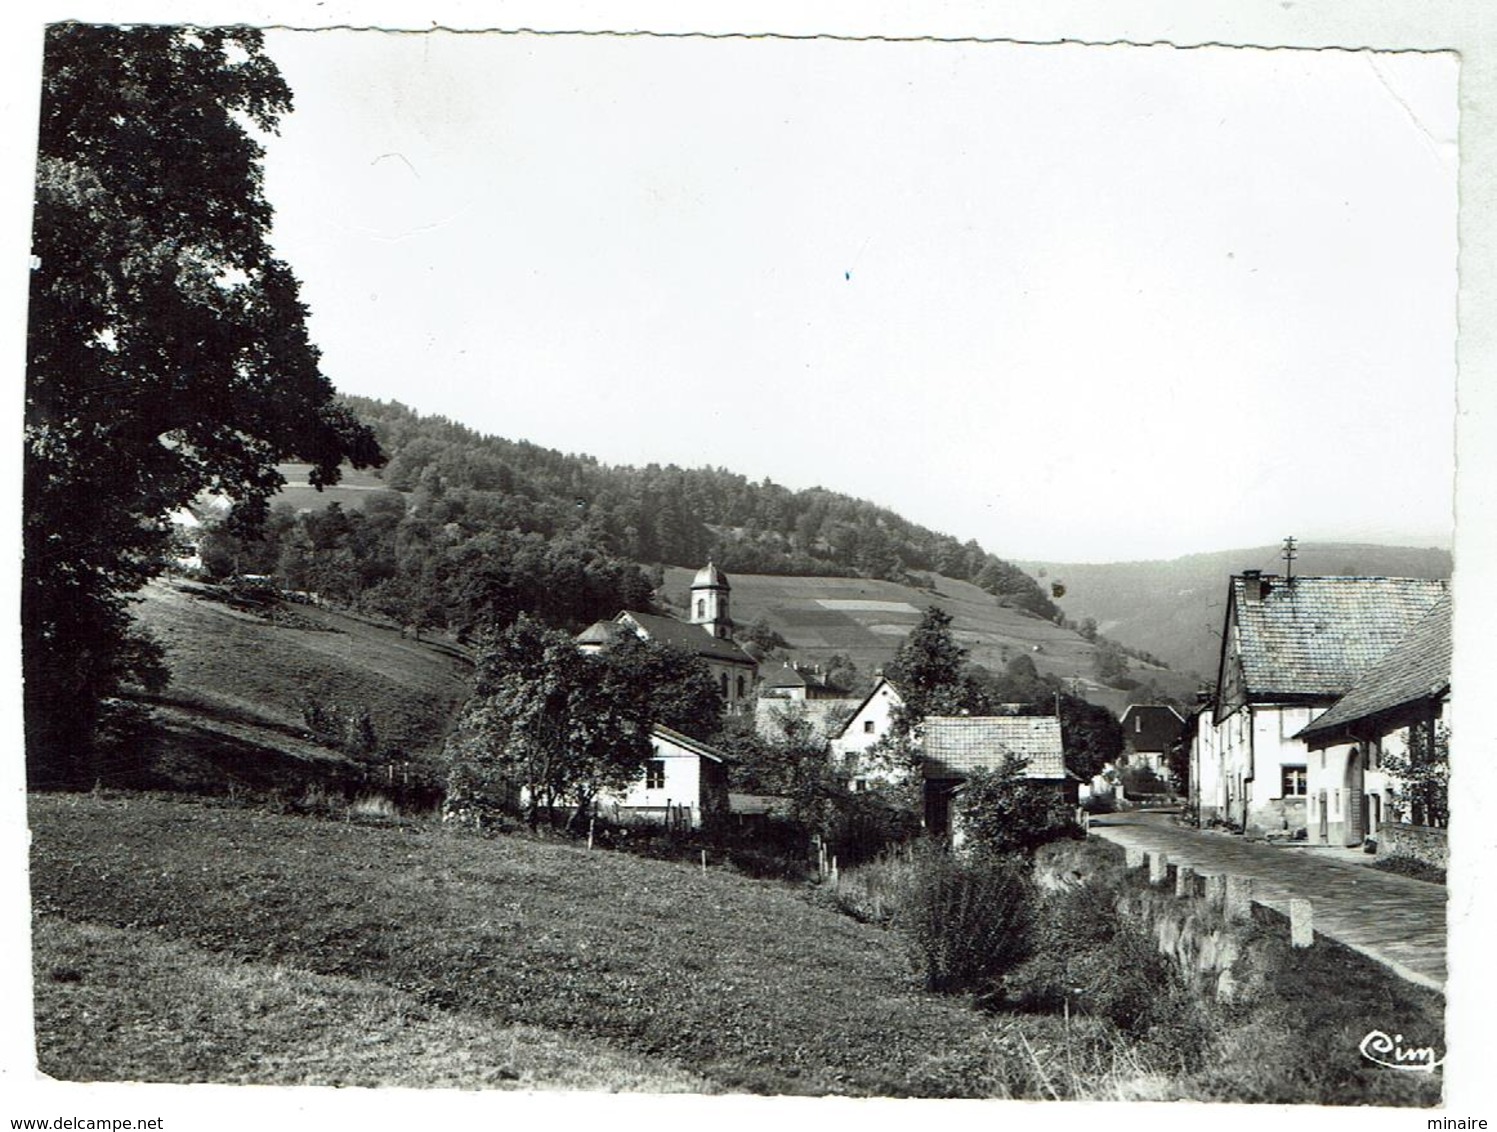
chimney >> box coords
[1242,570,1268,602]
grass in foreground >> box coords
[34,917,710,1091]
[32,793,1153,1097]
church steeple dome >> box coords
[690,560,733,639]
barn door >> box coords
[1345,748,1366,846]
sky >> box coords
[254,30,1458,564]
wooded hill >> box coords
[244,394,1061,625]
[209,396,1194,707]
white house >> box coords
[1202,570,1447,837]
[593,725,729,830]
[1297,594,1451,846]
[828,677,906,790]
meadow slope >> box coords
[660,566,1193,710]
[30,794,1144,1098]
[117,580,472,796]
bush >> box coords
[1120,765,1168,797]
[906,847,1036,995]
[957,759,1081,857]
[1008,874,1178,1036]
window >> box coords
[696,599,705,619]
[645,760,666,790]
[863,720,875,734]
[719,673,729,698]
[737,675,746,699]
[1281,766,1307,797]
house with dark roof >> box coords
[1203,571,1447,837]
[1297,594,1451,846]
[576,562,759,712]
[592,724,729,830]
[920,715,1073,844]
[1118,704,1187,776]
[760,660,851,701]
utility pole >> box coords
[1282,535,1298,583]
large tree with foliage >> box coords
[25,24,382,787]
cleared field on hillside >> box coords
[663,567,1189,708]
[126,580,472,793]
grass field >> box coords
[116,580,472,796]
[32,793,1184,1098]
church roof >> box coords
[692,561,730,590]
[618,611,757,665]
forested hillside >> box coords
[202,396,1059,639]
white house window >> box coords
[1281,766,1307,797]
[863,720,875,734]
[719,673,729,698]
[696,599,705,618]
[737,675,746,699]
[645,760,666,790]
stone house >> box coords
[1202,571,1447,837]
[1297,593,1450,847]
[919,714,1072,845]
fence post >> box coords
[1202,873,1226,910]
[1175,864,1195,897]
[1148,850,1169,885]
[1225,875,1254,923]
[1290,898,1314,947]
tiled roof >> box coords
[576,620,627,647]
[921,715,1065,780]
[1230,576,1447,699]
[763,662,811,690]
[754,697,862,741]
[652,724,726,763]
[618,611,757,665]
[1298,594,1451,745]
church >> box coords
[576,561,759,712]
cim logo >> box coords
[1359,1030,1444,1072]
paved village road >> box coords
[1088,811,1447,992]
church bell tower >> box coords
[690,561,733,640]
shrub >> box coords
[957,759,1082,857]
[1007,871,1181,1035]
[906,847,1036,995]
[821,843,921,925]
[1120,765,1168,797]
